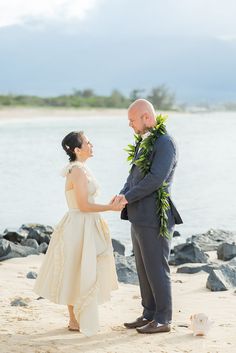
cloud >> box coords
[218,35,236,42]
[0,0,99,28]
[1,0,236,39]
[83,0,236,39]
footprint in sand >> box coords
[111,326,126,332]
[132,295,140,299]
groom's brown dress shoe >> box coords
[136,321,171,334]
[124,316,151,329]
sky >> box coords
[0,0,99,27]
[0,0,236,103]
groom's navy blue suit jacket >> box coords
[120,132,183,230]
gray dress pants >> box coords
[131,224,172,324]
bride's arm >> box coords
[70,167,122,212]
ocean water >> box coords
[1,111,236,252]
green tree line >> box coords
[0,85,176,110]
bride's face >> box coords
[78,134,93,160]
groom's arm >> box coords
[124,135,176,204]
[119,172,132,195]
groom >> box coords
[118,99,182,334]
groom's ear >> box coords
[144,114,152,127]
[142,113,148,120]
[141,113,148,123]
[144,113,156,128]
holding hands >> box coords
[109,194,128,211]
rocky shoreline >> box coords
[1,225,236,292]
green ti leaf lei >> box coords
[125,114,171,239]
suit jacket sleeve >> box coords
[124,135,176,204]
[119,171,132,194]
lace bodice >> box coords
[61,161,100,209]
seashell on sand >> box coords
[189,313,214,336]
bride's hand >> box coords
[109,195,117,205]
[109,196,126,211]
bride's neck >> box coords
[75,157,86,163]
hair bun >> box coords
[61,131,84,162]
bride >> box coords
[34,131,124,336]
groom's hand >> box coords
[117,194,128,205]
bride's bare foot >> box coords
[68,320,80,332]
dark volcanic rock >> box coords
[0,239,11,257]
[171,243,209,265]
[26,271,38,279]
[20,223,54,235]
[26,229,41,243]
[3,228,27,243]
[206,270,230,291]
[0,241,39,261]
[187,229,236,252]
[173,231,181,237]
[10,297,29,307]
[177,263,217,274]
[38,242,48,254]
[114,253,138,285]
[27,230,51,245]
[206,258,236,291]
[21,238,39,249]
[168,254,176,265]
[40,234,51,244]
[112,239,125,255]
[217,242,236,261]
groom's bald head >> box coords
[128,99,156,134]
[128,99,155,118]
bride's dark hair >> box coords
[61,131,84,162]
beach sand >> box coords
[0,255,235,353]
[0,107,127,120]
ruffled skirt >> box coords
[33,210,118,336]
